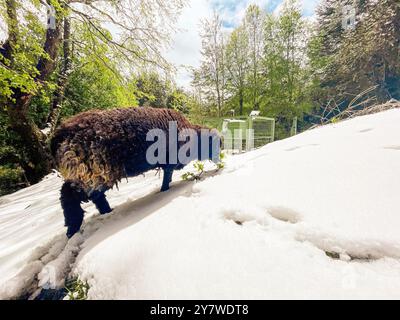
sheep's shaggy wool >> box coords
[52,107,197,193]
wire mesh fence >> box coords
[221,116,275,153]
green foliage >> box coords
[60,23,137,118]
[193,0,313,138]
[310,0,400,117]
[130,71,195,113]
[216,152,225,170]
[134,72,171,107]
[0,0,187,196]
[0,113,29,195]
[194,0,399,135]
[0,165,25,196]
[225,25,249,115]
[191,116,225,131]
[244,4,264,111]
[261,1,312,123]
[0,1,48,103]
[181,172,196,181]
[181,156,225,182]
[181,160,205,181]
[65,277,89,300]
[330,117,338,124]
[167,88,190,114]
[193,161,205,173]
[62,61,136,118]
[195,12,227,116]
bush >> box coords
[65,277,89,300]
[0,166,26,196]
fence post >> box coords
[247,117,254,151]
[271,119,275,142]
[291,117,298,136]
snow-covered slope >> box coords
[1,109,400,299]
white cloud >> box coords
[301,0,320,17]
[273,0,320,16]
[166,0,213,89]
[166,0,321,89]
[215,0,271,28]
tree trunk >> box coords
[46,17,72,135]
[239,88,244,116]
[3,1,64,183]
[7,106,53,183]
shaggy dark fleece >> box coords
[51,107,219,237]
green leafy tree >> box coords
[167,88,190,114]
[196,12,227,117]
[0,0,184,185]
[310,0,400,121]
[134,72,171,107]
[225,25,249,115]
[261,0,311,137]
[244,4,264,110]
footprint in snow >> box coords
[285,144,319,152]
[359,128,374,133]
[267,206,301,224]
[384,145,400,151]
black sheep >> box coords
[51,107,220,237]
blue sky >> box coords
[166,0,321,89]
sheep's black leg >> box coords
[161,167,174,192]
[60,181,87,238]
[90,191,112,215]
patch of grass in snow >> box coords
[65,277,89,300]
[325,251,341,260]
[181,153,225,181]
[324,251,378,262]
[182,161,205,181]
[216,152,226,169]
[330,117,339,124]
